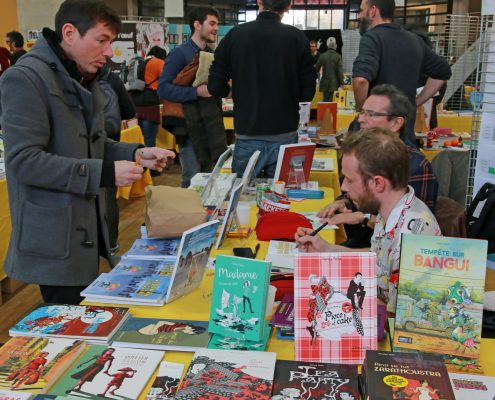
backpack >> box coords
[466,182,495,253]
[122,55,153,92]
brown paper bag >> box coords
[145,186,207,238]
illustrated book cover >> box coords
[111,317,210,352]
[271,360,359,400]
[122,238,179,260]
[208,255,272,341]
[175,348,276,400]
[294,252,378,364]
[270,293,294,328]
[112,258,175,277]
[0,336,86,394]
[316,102,338,131]
[144,361,184,400]
[9,304,129,344]
[207,321,271,351]
[273,143,316,187]
[449,372,495,400]
[0,390,33,400]
[362,350,455,400]
[48,345,163,400]
[394,234,487,372]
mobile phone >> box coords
[233,247,255,258]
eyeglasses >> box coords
[358,109,394,118]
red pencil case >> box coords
[255,211,312,241]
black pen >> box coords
[309,222,328,236]
[253,243,261,258]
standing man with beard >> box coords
[352,0,451,145]
[295,129,441,313]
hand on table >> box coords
[136,147,175,172]
[317,198,351,219]
[325,211,365,226]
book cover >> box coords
[0,390,34,400]
[265,240,299,270]
[277,326,294,340]
[208,255,271,341]
[166,220,220,303]
[112,317,210,352]
[175,348,276,400]
[0,337,86,394]
[316,102,337,131]
[81,272,172,305]
[112,258,175,277]
[273,143,316,187]
[207,322,271,351]
[9,304,129,343]
[294,252,378,364]
[270,293,294,328]
[363,350,455,400]
[48,345,163,400]
[144,361,184,400]
[271,360,359,400]
[394,235,487,372]
[123,238,179,259]
[215,182,243,249]
[449,372,495,400]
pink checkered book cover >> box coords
[294,252,377,364]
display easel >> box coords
[286,159,308,188]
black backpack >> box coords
[466,182,495,253]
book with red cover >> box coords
[273,143,316,187]
[294,252,377,364]
[316,102,338,130]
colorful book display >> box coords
[294,252,377,364]
[271,360,359,400]
[144,361,184,400]
[394,234,487,371]
[273,143,316,187]
[112,317,210,352]
[122,238,180,259]
[0,337,86,394]
[175,348,276,399]
[9,304,129,344]
[208,255,272,341]
[449,372,495,400]
[48,345,163,400]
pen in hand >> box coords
[309,222,328,236]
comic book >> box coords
[208,255,272,341]
[112,317,210,352]
[175,348,276,400]
[394,235,487,372]
[9,304,130,344]
[270,293,294,328]
[0,391,33,400]
[122,238,180,259]
[294,252,377,364]
[207,321,271,351]
[48,345,163,400]
[0,337,86,394]
[449,372,495,400]
[271,360,359,400]
[112,258,175,277]
[362,350,455,400]
[144,361,184,400]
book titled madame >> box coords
[394,234,487,371]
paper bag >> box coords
[145,186,207,238]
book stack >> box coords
[270,293,295,340]
[9,304,130,345]
[361,350,455,400]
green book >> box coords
[208,321,271,351]
[208,255,271,341]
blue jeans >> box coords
[233,137,298,178]
[139,119,159,148]
[178,137,200,188]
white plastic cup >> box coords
[236,202,251,226]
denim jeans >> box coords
[178,137,200,188]
[233,136,298,178]
[139,119,159,148]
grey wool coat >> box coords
[0,35,140,286]
[315,48,344,95]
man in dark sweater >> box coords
[6,31,27,65]
[352,0,451,145]
[208,0,316,178]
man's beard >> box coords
[356,186,380,214]
[359,15,371,36]
[200,31,216,44]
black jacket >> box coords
[208,11,316,137]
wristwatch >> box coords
[361,213,371,227]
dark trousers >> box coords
[39,285,87,305]
[104,186,119,250]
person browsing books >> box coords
[295,128,441,313]
[0,0,175,305]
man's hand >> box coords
[294,227,333,253]
[326,211,365,226]
[317,198,350,218]
[114,161,144,186]
[136,147,175,172]
[197,84,212,98]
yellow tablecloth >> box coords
[117,126,153,199]
[421,148,443,162]
[0,179,11,281]
[156,125,178,152]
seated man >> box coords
[296,128,441,312]
[319,84,439,248]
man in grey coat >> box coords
[0,0,174,304]
[315,37,343,102]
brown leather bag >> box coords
[162,53,200,119]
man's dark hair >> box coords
[370,84,413,135]
[148,46,167,60]
[262,0,292,13]
[188,7,219,33]
[6,31,24,47]
[55,0,121,40]
[367,0,395,20]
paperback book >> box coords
[207,322,271,351]
[208,255,272,341]
[122,238,180,260]
[48,345,163,400]
[271,360,359,400]
[449,372,495,400]
[270,293,294,328]
[112,317,210,352]
[294,252,378,364]
[0,337,86,394]
[9,304,130,344]
[175,348,276,400]
[144,361,184,400]
[0,391,33,400]
[394,234,487,372]
[112,258,174,277]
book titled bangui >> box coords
[208,255,271,342]
[394,234,487,372]
[294,252,377,364]
[271,360,359,400]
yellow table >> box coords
[156,125,178,152]
[0,179,11,281]
[421,148,443,162]
[310,148,341,198]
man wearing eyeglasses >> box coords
[352,0,451,145]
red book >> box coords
[273,143,316,187]
[316,102,338,131]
